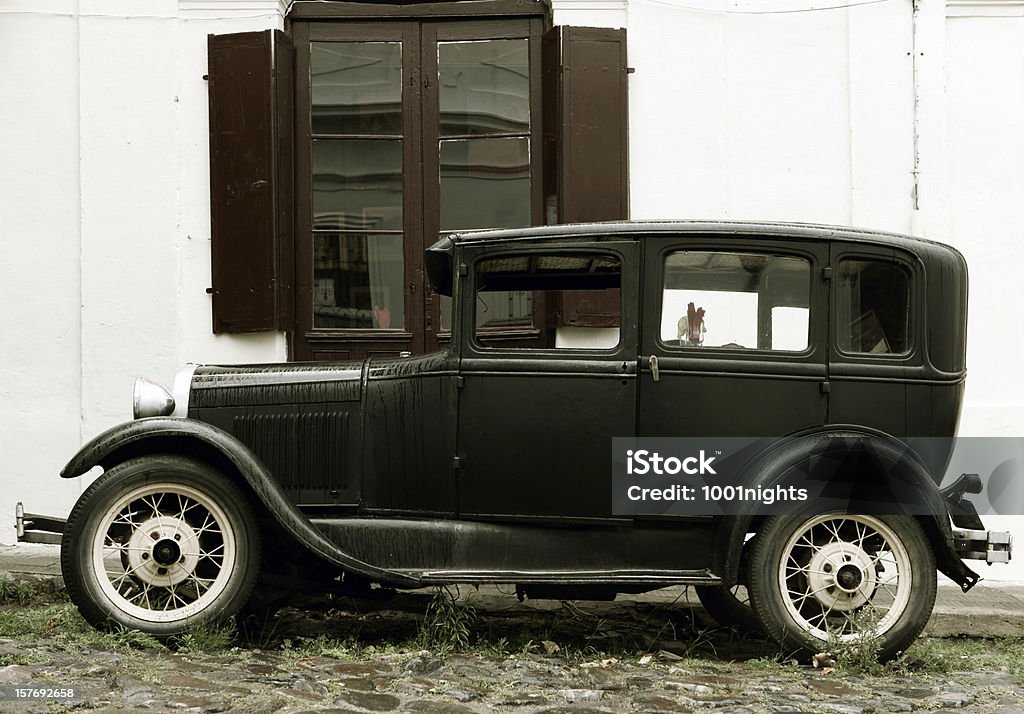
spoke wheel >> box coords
[749,511,935,661]
[62,456,260,636]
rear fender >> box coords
[713,429,980,591]
[61,417,419,587]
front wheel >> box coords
[748,512,935,662]
[61,455,261,637]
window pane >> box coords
[473,253,621,349]
[438,40,529,135]
[661,252,810,351]
[313,139,402,231]
[313,233,405,330]
[440,137,530,231]
[311,42,402,135]
[837,259,910,354]
[477,290,534,330]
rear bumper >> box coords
[940,473,1013,565]
[952,527,1013,564]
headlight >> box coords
[133,377,175,419]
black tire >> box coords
[61,455,261,637]
[694,537,761,632]
[695,584,761,632]
[748,510,935,662]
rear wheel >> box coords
[748,511,935,662]
[694,536,761,632]
[61,455,261,637]
[695,584,760,632]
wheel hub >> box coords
[126,516,201,587]
[806,541,877,611]
[152,538,182,566]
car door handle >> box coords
[648,354,660,382]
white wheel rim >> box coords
[731,585,750,607]
[91,483,238,623]
[777,514,912,643]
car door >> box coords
[637,234,829,442]
[455,240,639,521]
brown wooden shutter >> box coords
[543,26,629,327]
[207,30,294,333]
[544,26,629,223]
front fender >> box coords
[713,429,980,591]
[61,417,420,588]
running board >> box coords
[413,569,721,586]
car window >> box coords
[660,251,810,352]
[473,253,621,349]
[837,258,910,355]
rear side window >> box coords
[837,259,910,355]
[660,251,811,352]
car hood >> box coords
[188,361,365,409]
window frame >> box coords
[290,15,546,360]
[832,250,918,362]
[206,5,633,360]
[463,244,634,357]
[653,245,818,359]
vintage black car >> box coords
[47,220,1011,659]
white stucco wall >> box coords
[944,2,1024,580]
[1,0,1022,580]
[0,0,288,541]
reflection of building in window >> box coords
[313,234,405,329]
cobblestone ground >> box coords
[0,589,1020,714]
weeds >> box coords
[416,587,476,653]
[105,625,164,652]
[174,618,237,654]
[894,637,1024,676]
[825,608,885,674]
[0,577,37,605]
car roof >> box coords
[425,220,967,298]
[442,220,959,258]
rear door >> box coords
[638,235,830,439]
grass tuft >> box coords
[174,618,237,654]
[0,577,37,605]
[823,608,886,674]
[416,587,476,654]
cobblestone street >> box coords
[0,581,1021,714]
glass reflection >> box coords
[313,139,403,231]
[313,234,405,329]
[438,40,529,135]
[312,42,402,135]
[440,137,530,231]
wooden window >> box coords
[206,10,629,359]
[293,17,545,360]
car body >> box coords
[52,220,1011,658]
